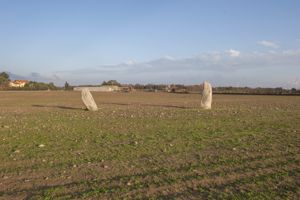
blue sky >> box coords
[0,0,300,88]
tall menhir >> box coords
[201,81,212,109]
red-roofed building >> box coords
[9,80,29,88]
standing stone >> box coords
[201,81,212,109]
[81,88,98,111]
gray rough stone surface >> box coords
[81,88,98,111]
[201,81,212,109]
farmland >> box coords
[0,91,299,199]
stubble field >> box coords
[0,91,299,199]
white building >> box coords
[9,80,29,88]
[73,85,120,92]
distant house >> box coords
[9,80,29,88]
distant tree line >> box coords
[1,73,300,95]
[99,81,300,95]
[0,72,60,90]
[131,83,300,95]
[212,86,300,95]
[5,81,59,91]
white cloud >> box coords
[258,40,279,49]
[58,49,300,74]
[9,72,63,84]
[287,77,300,89]
[54,49,300,88]
[227,49,240,57]
[162,55,175,60]
[124,59,137,65]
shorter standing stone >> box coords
[201,81,212,109]
[81,88,98,111]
